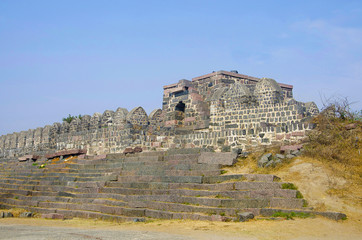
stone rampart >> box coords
[0,70,319,158]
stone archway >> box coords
[175,101,185,112]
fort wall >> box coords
[0,70,319,158]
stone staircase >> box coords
[0,151,344,221]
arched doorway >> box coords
[175,101,185,125]
[175,101,185,112]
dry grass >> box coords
[303,115,362,203]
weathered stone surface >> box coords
[280,144,303,153]
[345,123,357,130]
[198,152,237,166]
[133,147,143,153]
[265,160,275,168]
[238,212,254,222]
[1,70,318,166]
[45,149,87,159]
[258,153,272,167]
[1,212,13,218]
[19,212,33,218]
[18,155,39,162]
[41,213,64,219]
[123,148,134,154]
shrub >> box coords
[63,114,83,124]
[304,97,361,182]
[296,191,304,199]
[282,183,298,190]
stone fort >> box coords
[0,70,319,158]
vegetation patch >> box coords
[215,194,231,199]
[62,114,83,123]
[296,191,304,199]
[282,183,298,190]
[272,211,313,220]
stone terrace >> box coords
[0,151,345,221]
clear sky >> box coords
[1,0,361,135]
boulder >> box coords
[133,146,143,153]
[232,148,242,155]
[240,152,249,158]
[1,212,13,218]
[291,150,300,156]
[45,149,87,159]
[275,154,285,159]
[280,144,303,153]
[265,160,275,168]
[133,218,145,222]
[123,148,134,154]
[258,153,272,167]
[345,123,357,130]
[286,154,295,159]
[238,212,254,222]
[19,212,33,218]
[274,159,282,164]
[18,155,39,162]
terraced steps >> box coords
[0,150,344,222]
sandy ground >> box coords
[0,216,361,240]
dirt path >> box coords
[0,217,361,240]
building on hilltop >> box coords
[0,70,319,158]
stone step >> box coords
[54,209,146,222]
[144,209,233,221]
[163,154,200,162]
[37,201,146,217]
[100,187,297,199]
[116,175,204,183]
[66,159,208,170]
[1,172,106,178]
[1,174,117,182]
[119,170,221,177]
[107,182,233,191]
[142,200,240,216]
[0,181,297,201]
[0,202,146,222]
[202,174,280,184]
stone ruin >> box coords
[0,70,348,222]
[0,70,319,158]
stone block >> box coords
[258,153,272,167]
[123,148,134,154]
[238,212,254,222]
[198,152,237,166]
[1,212,13,218]
[19,212,33,218]
[280,144,303,153]
[134,146,143,153]
[41,213,64,219]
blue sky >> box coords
[1,0,361,135]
